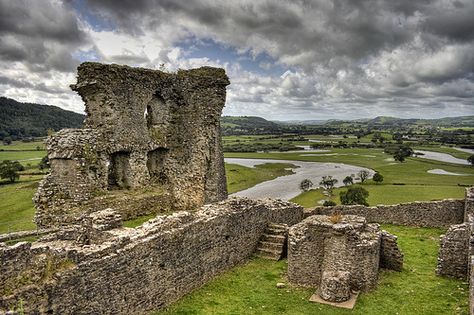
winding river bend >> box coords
[225,158,373,200]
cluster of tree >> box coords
[0,97,84,141]
[384,144,414,162]
[0,160,24,182]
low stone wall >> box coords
[311,199,464,227]
[380,231,403,272]
[436,223,469,279]
[0,198,303,314]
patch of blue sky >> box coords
[178,38,290,77]
[72,49,101,63]
[71,0,115,32]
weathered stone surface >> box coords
[437,223,469,279]
[319,271,351,302]
[0,198,303,314]
[288,215,388,295]
[380,231,403,271]
[34,62,230,228]
[311,199,465,227]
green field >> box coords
[0,175,41,233]
[157,225,468,315]
[0,140,45,151]
[226,163,295,193]
[291,185,467,208]
[1,142,473,233]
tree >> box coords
[39,156,50,170]
[373,172,384,184]
[358,170,370,183]
[0,160,24,182]
[343,176,353,186]
[319,175,338,195]
[468,155,474,166]
[299,179,313,192]
[390,145,413,163]
[393,152,406,163]
[340,187,369,206]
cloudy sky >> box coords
[1,0,473,120]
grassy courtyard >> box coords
[157,225,468,315]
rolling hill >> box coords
[0,97,85,141]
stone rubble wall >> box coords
[464,188,474,315]
[287,215,385,293]
[35,62,230,228]
[0,198,303,315]
[380,231,404,271]
[436,223,469,279]
[311,199,465,227]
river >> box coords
[225,158,373,200]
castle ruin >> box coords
[34,62,229,228]
[0,62,473,314]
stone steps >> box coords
[255,223,288,261]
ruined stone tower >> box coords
[34,62,230,228]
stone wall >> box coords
[380,231,404,272]
[34,62,230,228]
[311,199,464,227]
[0,198,304,314]
[465,188,474,315]
[287,215,389,294]
[436,223,469,279]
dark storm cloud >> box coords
[1,0,473,118]
[0,0,88,71]
[84,0,412,64]
[423,2,474,42]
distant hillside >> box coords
[309,115,474,128]
[0,97,85,141]
[220,115,474,136]
[221,116,281,135]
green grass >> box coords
[123,214,157,228]
[291,185,467,208]
[0,140,45,151]
[226,163,296,193]
[156,225,468,315]
[0,176,41,233]
[0,151,46,167]
[441,127,474,131]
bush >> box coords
[329,211,342,224]
[323,200,337,207]
[373,172,384,184]
[340,186,369,206]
